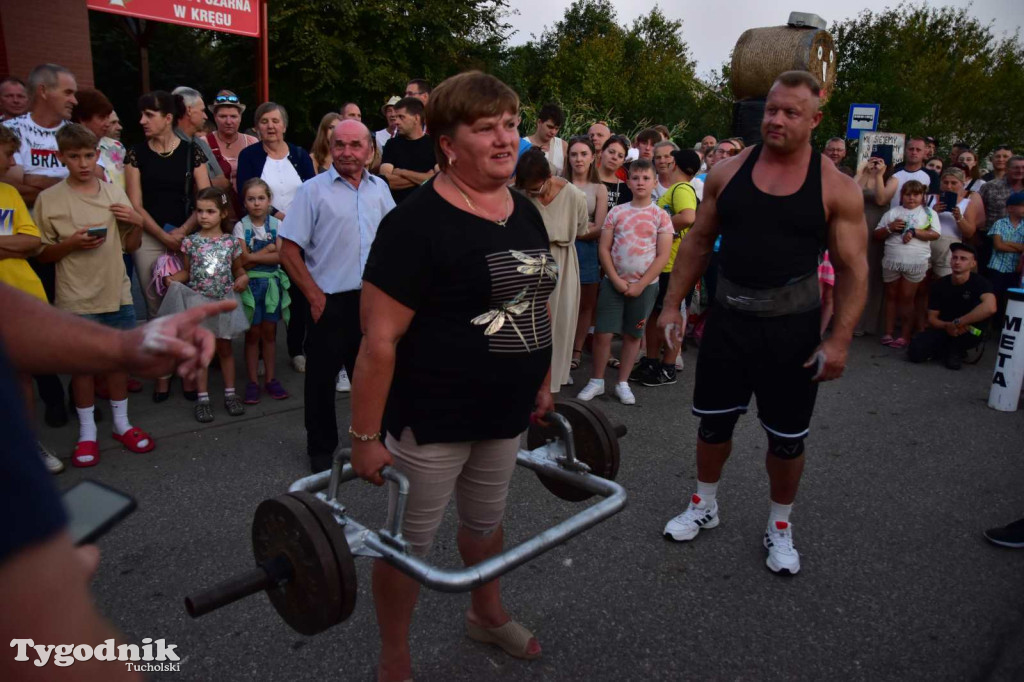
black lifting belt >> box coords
[716,272,821,317]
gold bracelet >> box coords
[348,426,382,442]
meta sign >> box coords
[87,0,260,38]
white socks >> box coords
[77,406,96,442]
[696,480,719,505]
[769,501,793,528]
[110,399,132,435]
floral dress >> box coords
[156,233,250,338]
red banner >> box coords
[87,0,260,38]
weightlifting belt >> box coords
[716,271,821,317]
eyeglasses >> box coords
[215,94,239,103]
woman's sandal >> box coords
[466,617,541,661]
[889,337,908,349]
[880,335,894,346]
[570,349,582,370]
[72,441,100,468]
[113,427,156,453]
[607,357,621,369]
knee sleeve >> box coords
[698,413,740,444]
[767,433,805,459]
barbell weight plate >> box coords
[286,492,358,624]
[572,399,621,482]
[251,495,344,636]
[527,398,620,502]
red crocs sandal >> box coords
[113,427,156,453]
[72,441,100,468]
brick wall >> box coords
[0,0,94,86]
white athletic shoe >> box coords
[335,368,351,393]
[614,381,636,405]
[663,494,719,541]
[764,521,801,575]
[291,355,307,373]
[674,351,684,370]
[577,379,605,401]
[39,442,64,474]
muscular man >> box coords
[658,71,868,575]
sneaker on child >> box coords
[640,364,677,387]
[38,442,64,474]
[614,381,636,405]
[577,378,605,401]
[291,355,307,373]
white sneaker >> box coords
[664,494,719,541]
[291,355,307,373]
[39,442,64,474]
[614,381,635,405]
[764,521,801,575]
[335,368,351,393]
[674,351,684,370]
[577,379,605,401]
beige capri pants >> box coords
[385,427,522,557]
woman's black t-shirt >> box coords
[602,179,632,211]
[363,179,556,444]
[126,141,206,228]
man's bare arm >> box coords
[661,165,732,311]
[826,173,869,343]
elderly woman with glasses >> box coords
[514,147,589,390]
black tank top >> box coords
[716,145,827,289]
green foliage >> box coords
[89,0,1023,160]
[823,3,1024,157]
[498,0,719,146]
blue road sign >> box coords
[846,104,880,139]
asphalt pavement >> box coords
[42,331,1024,681]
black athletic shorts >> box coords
[692,304,821,438]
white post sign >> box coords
[856,132,906,174]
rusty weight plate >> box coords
[286,492,358,624]
[251,494,343,635]
[527,398,620,502]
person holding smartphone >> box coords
[36,124,152,468]
[0,282,232,682]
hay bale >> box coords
[730,25,836,101]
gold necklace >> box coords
[152,138,179,158]
[448,175,511,226]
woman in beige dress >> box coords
[854,155,894,335]
[515,148,589,391]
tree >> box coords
[823,3,1024,157]
[496,0,720,143]
[90,0,513,146]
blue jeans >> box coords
[80,304,137,330]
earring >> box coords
[448,155,457,166]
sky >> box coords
[503,0,1024,78]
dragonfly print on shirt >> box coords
[472,248,557,354]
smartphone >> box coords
[871,144,894,168]
[86,226,108,238]
[62,480,137,546]
[940,191,958,212]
